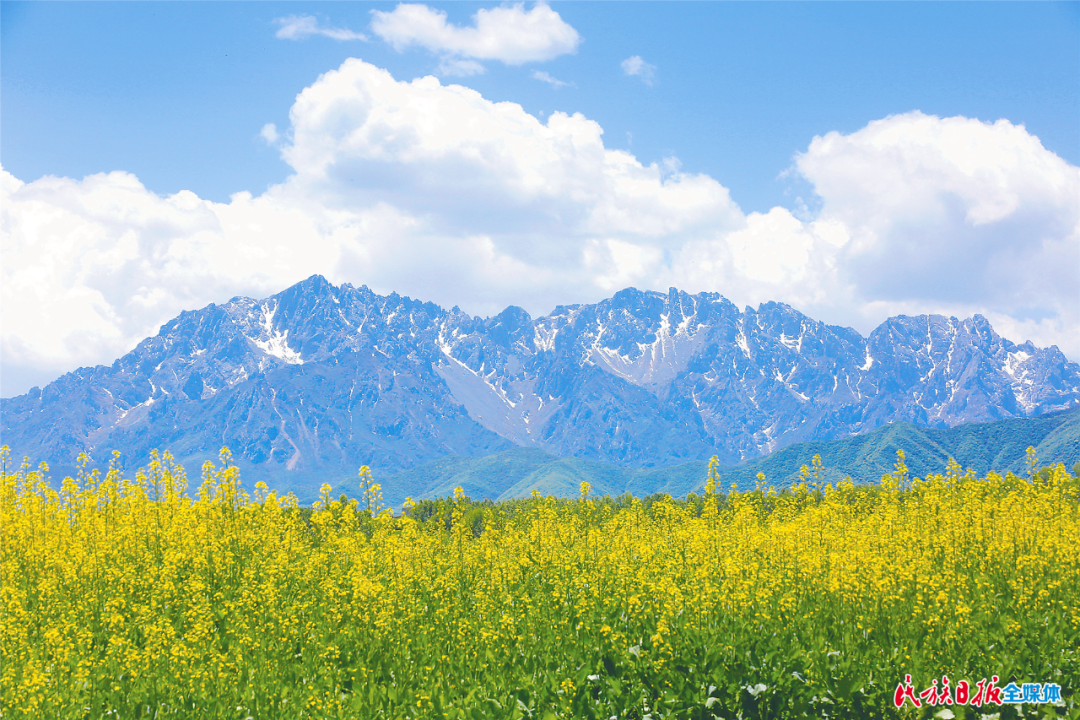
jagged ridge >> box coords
[2,275,1077,499]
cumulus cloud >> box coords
[2,61,1077,398]
[793,111,1079,334]
[370,2,580,75]
[279,60,742,254]
[621,55,656,85]
[275,15,367,42]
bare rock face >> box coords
[3,275,1077,497]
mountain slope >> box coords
[714,406,1080,492]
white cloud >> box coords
[260,123,280,145]
[437,57,486,77]
[2,63,1078,398]
[793,111,1079,334]
[275,15,367,42]
[621,55,656,85]
[370,2,580,75]
[662,208,849,314]
[279,60,742,251]
[531,70,571,89]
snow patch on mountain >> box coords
[249,304,304,365]
[533,324,558,353]
[588,312,710,387]
[1004,350,1031,379]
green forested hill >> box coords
[713,406,1080,492]
[351,407,1079,504]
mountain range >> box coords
[2,275,1078,501]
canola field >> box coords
[1,447,1078,719]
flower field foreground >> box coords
[2,447,1078,720]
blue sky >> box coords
[2,1,1079,397]
[4,2,1077,212]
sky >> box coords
[1,1,1078,398]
